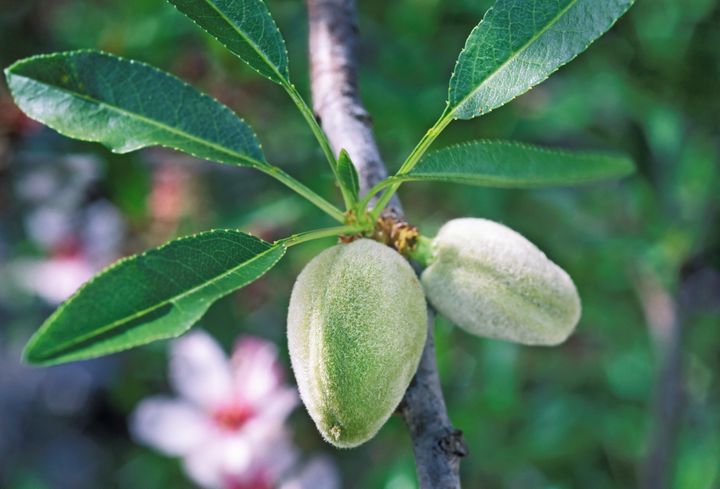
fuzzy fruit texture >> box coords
[287,239,427,448]
[421,218,581,346]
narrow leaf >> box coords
[396,140,635,187]
[336,149,360,205]
[448,0,635,119]
[24,230,286,366]
[5,50,267,167]
[169,0,289,84]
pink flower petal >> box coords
[252,388,298,428]
[183,443,234,489]
[183,435,253,489]
[183,430,297,489]
[13,257,95,304]
[130,397,211,456]
[170,330,234,409]
[279,456,341,489]
[231,337,284,404]
[256,431,298,482]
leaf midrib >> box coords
[33,241,285,358]
[194,0,287,83]
[9,71,267,168]
[450,0,579,116]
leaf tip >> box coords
[21,337,51,367]
[4,59,24,84]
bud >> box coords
[421,218,580,345]
[288,239,427,448]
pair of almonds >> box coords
[288,218,580,448]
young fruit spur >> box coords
[287,239,427,448]
[421,218,581,346]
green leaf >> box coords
[448,0,635,119]
[394,140,635,187]
[336,149,360,206]
[168,0,289,84]
[24,230,286,366]
[3,51,346,223]
[5,50,267,168]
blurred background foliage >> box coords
[1,0,719,488]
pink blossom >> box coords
[11,255,96,304]
[130,331,338,489]
[10,197,125,304]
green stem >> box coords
[260,165,345,222]
[407,235,434,267]
[399,109,454,175]
[283,82,355,210]
[279,224,363,247]
[369,109,454,220]
[357,178,394,210]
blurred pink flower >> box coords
[131,331,339,489]
[9,190,125,304]
[12,255,95,304]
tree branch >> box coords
[633,269,684,489]
[635,264,720,489]
[306,1,466,486]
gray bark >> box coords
[638,266,720,488]
[306,0,467,487]
[634,270,684,489]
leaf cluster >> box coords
[4,0,635,365]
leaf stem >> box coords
[283,82,355,210]
[407,235,434,267]
[370,109,454,219]
[279,224,363,247]
[357,178,393,210]
[260,165,345,222]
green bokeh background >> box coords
[1,0,718,488]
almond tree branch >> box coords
[635,264,720,489]
[305,0,467,486]
[633,270,684,489]
[306,0,399,207]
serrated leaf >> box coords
[336,149,360,205]
[24,230,286,366]
[169,0,289,84]
[448,0,635,119]
[395,140,635,187]
[5,50,267,167]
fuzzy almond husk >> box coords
[288,239,427,448]
[421,218,581,346]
